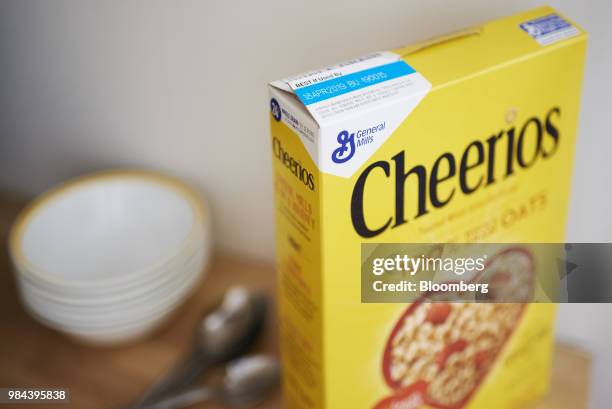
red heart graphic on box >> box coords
[376,247,534,409]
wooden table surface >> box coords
[0,194,591,409]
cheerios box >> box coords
[268,6,586,409]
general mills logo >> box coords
[270,98,281,122]
[331,130,356,164]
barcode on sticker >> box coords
[520,14,579,46]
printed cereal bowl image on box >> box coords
[378,247,536,408]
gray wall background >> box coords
[1,1,610,407]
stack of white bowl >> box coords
[9,171,210,346]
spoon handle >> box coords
[137,386,215,409]
[135,350,211,407]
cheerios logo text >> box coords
[273,137,315,191]
[351,107,561,238]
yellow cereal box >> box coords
[268,6,587,409]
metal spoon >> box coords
[135,286,267,407]
[139,355,280,409]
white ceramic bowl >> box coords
[18,246,207,326]
[16,223,207,298]
[15,224,208,303]
[10,171,205,285]
[9,170,211,345]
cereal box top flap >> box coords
[394,6,587,87]
[268,6,587,128]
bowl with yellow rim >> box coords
[9,170,211,345]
